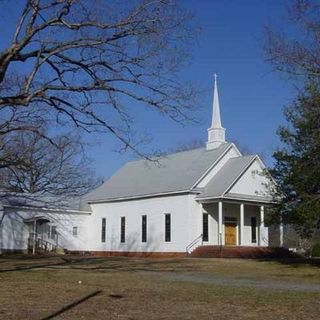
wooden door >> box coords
[225,223,237,246]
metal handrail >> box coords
[186,234,203,254]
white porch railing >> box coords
[28,232,59,254]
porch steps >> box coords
[189,246,298,259]
[27,247,59,255]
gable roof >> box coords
[88,142,232,202]
[196,155,256,199]
[0,192,91,213]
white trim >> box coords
[259,205,265,246]
[196,154,277,204]
[218,201,223,245]
[230,143,242,157]
[239,203,244,246]
[280,219,284,247]
[255,154,278,187]
[196,195,275,204]
[3,204,92,215]
[222,156,258,196]
[191,143,239,189]
[88,190,195,204]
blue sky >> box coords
[91,0,297,178]
[1,1,299,180]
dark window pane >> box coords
[120,217,125,243]
[142,215,147,242]
[165,214,171,242]
[251,217,257,243]
[101,218,106,243]
[203,213,209,242]
[51,226,57,240]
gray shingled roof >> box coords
[88,143,232,202]
[0,192,91,213]
[196,155,256,199]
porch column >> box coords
[218,201,223,245]
[32,220,36,255]
[259,205,264,246]
[200,203,204,245]
[279,216,284,247]
[239,203,244,246]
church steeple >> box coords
[206,74,226,150]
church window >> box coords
[101,218,106,243]
[73,226,78,237]
[51,226,57,240]
[142,215,147,243]
[203,213,209,241]
[165,213,171,242]
[120,217,125,243]
[251,217,257,243]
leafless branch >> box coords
[0,0,198,158]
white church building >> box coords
[0,77,280,256]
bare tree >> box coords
[0,130,101,197]
[264,0,320,79]
[0,0,197,160]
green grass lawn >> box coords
[0,255,320,319]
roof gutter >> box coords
[196,195,276,205]
[3,204,92,215]
[88,190,199,204]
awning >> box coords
[23,216,50,223]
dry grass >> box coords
[0,255,320,319]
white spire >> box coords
[206,74,226,150]
[212,73,222,128]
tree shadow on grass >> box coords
[0,256,196,273]
[41,290,102,320]
[0,256,113,273]
[44,256,197,273]
[0,259,69,273]
[254,257,320,269]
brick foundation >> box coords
[189,245,299,259]
[65,250,187,258]
[0,249,28,255]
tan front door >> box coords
[225,223,237,246]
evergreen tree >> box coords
[271,81,320,238]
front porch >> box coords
[24,216,59,254]
[200,200,282,248]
